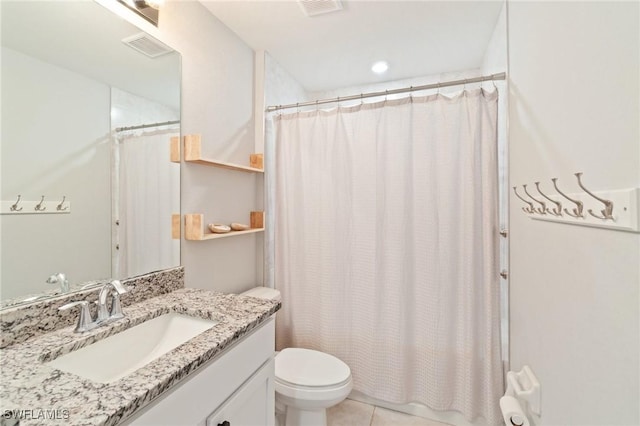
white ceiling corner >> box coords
[200,0,504,92]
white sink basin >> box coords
[46,313,218,383]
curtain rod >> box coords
[115,120,180,132]
[266,72,506,112]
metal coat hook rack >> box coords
[552,178,584,218]
[574,172,614,220]
[514,172,639,233]
[513,187,535,214]
[523,184,547,215]
[535,182,562,216]
[1,195,71,215]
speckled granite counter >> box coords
[0,288,280,426]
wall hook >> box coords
[534,182,562,216]
[10,195,23,212]
[513,187,536,214]
[551,178,584,218]
[34,195,46,212]
[56,196,68,211]
[523,184,547,215]
[575,172,614,220]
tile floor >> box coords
[327,399,452,426]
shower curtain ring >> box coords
[360,93,364,105]
[409,86,413,102]
[436,82,441,95]
[384,90,388,102]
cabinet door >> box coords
[206,358,275,426]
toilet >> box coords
[241,287,353,426]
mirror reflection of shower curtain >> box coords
[113,129,179,278]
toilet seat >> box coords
[276,348,351,387]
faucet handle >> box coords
[110,291,124,319]
[59,301,96,333]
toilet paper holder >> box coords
[505,365,541,417]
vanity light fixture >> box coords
[142,0,164,10]
[118,0,160,26]
[371,61,389,74]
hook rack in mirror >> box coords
[1,196,71,215]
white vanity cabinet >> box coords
[123,318,275,426]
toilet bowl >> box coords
[241,287,353,426]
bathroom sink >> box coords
[46,313,218,383]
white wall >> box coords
[507,2,640,424]
[264,52,309,108]
[157,1,261,294]
[1,47,111,298]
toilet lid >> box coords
[276,348,351,387]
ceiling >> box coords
[200,0,504,92]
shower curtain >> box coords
[114,128,180,278]
[273,89,503,424]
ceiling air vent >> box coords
[122,33,173,58]
[298,0,343,17]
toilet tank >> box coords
[241,287,281,302]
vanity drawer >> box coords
[124,318,275,426]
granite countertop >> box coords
[0,288,280,426]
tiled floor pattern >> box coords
[327,399,452,426]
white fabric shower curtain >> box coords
[273,89,503,424]
[115,129,180,278]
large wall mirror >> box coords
[0,1,181,307]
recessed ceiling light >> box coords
[371,61,389,74]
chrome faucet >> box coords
[46,273,69,293]
[58,280,128,333]
[96,279,127,323]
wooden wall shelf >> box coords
[185,212,264,241]
[183,134,263,173]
